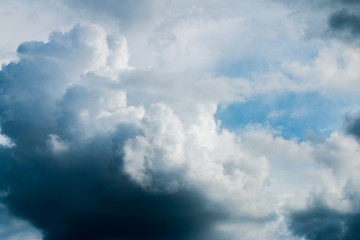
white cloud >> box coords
[0,126,14,148]
[47,134,69,153]
[281,42,360,96]
[123,103,275,220]
[0,134,13,148]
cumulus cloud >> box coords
[123,103,275,221]
[0,23,281,240]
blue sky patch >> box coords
[216,92,349,140]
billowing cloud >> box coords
[1,1,360,240]
[0,24,278,240]
[0,24,225,240]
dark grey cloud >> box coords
[0,24,226,240]
[286,193,360,240]
[328,9,360,36]
[287,206,360,240]
[344,111,360,139]
[0,141,223,240]
[287,206,347,240]
[325,1,360,41]
[345,214,360,239]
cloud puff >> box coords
[0,128,13,148]
[123,103,275,220]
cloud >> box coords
[1,144,225,240]
[1,2,360,239]
[55,0,319,76]
[287,205,347,240]
[123,103,275,221]
[0,23,279,240]
[0,204,41,240]
[286,198,360,240]
[279,42,360,96]
[284,130,360,240]
[328,9,360,38]
[0,127,13,148]
[344,111,360,139]
[62,0,152,29]
[276,0,360,44]
[0,24,229,240]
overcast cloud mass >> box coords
[0,0,360,239]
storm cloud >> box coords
[0,142,223,240]
[0,24,227,240]
[0,23,275,240]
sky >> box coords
[0,0,360,239]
